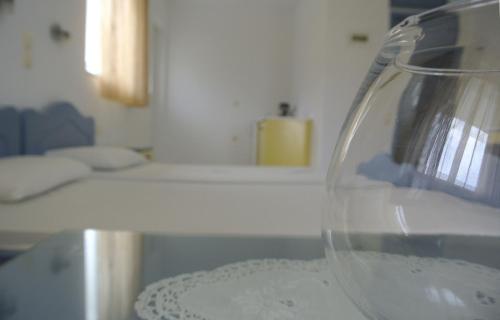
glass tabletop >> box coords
[0,230,323,320]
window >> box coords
[84,0,149,107]
[85,0,102,76]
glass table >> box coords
[0,230,328,320]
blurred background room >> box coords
[0,0,453,249]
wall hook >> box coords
[50,24,71,43]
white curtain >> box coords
[98,0,149,107]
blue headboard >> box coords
[0,107,21,158]
[23,102,95,155]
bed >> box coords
[0,106,21,157]
[0,178,325,248]
[2,102,500,252]
[91,163,323,184]
[20,102,322,184]
[0,103,326,250]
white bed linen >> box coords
[2,173,498,250]
[0,178,326,249]
[46,146,146,170]
[90,163,324,184]
[331,179,500,237]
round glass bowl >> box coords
[323,1,500,320]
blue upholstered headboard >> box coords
[0,107,21,157]
[23,102,95,155]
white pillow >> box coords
[0,156,91,202]
[46,146,147,171]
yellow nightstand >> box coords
[257,118,313,167]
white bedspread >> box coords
[2,168,498,250]
[0,178,326,249]
[90,163,324,184]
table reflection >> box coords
[0,231,323,320]
[84,230,143,320]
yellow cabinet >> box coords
[257,118,313,167]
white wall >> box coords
[292,0,329,170]
[156,0,297,165]
[0,0,167,148]
[155,0,389,169]
[0,0,388,167]
[321,0,389,172]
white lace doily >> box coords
[135,259,335,320]
[135,254,500,320]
